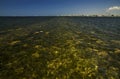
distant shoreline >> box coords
[0,16,120,18]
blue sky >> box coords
[0,0,120,16]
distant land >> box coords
[0,15,120,17]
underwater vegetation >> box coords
[0,17,120,79]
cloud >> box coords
[107,6,120,11]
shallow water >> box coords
[0,17,120,79]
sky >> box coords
[0,0,120,16]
